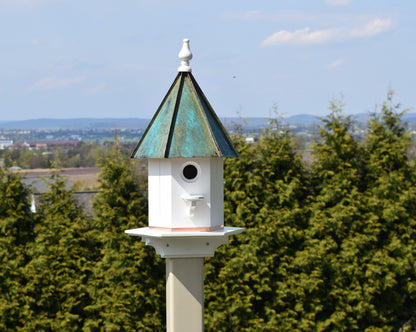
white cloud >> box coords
[262,27,341,46]
[327,58,345,69]
[243,10,263,20]
[261,18,393,46]
[223,9,318,24]
[30,76,84,91]
[350,18,393,38]
[326,0,352,6]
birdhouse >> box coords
[130,39,238,232]
[126,39,244,332]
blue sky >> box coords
[0,0,414,120]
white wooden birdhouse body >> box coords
[126,38,244,258]
[148,158,223,231]
[129,39,238,233]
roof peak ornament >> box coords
[178,38,192,72]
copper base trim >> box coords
[149,225,224,232]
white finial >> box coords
[178,38,192,72]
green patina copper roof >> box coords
[130,72,238,159]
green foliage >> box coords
[294,100,371,330]
[205,118,310,331]
[205,94,416,331]
[361,91,416,330]
[3,142,110,169]
[2,93,416,331]
[312,98,366,192]
[23,172,95,331]
[84,147,165,331]
[0,167,34,330]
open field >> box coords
[17,167,100,192]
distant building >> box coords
[17,140,81,150]
[20,168,100,216]
[0,140,13,149]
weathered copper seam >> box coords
[164,73,185,158]
[186,73,221,157]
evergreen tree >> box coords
[362,91,416,330]
[23,172,95,331]
[205,118,309,331]
[0,167,34,330]
[205,128,260,331]
[84,147,165,331]
[293,100,370,330]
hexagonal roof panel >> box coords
[130,71,238,159]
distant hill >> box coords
[284,114,321,126]
[221,115,321,129]
[1,113,416,130]
[0,118,150,130]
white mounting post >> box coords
[166,258,204,331]
[125,227,244,332]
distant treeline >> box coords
[0,142,134,169]
[1,92,416,331]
